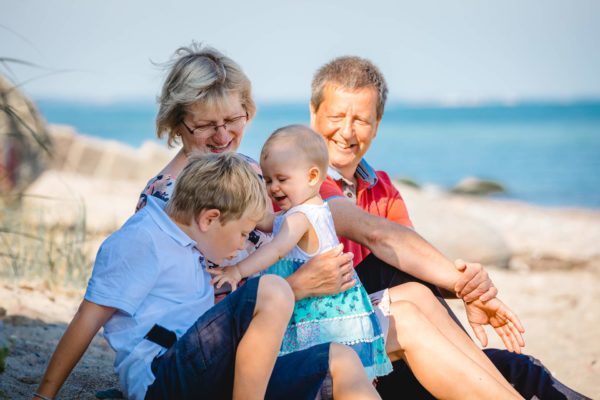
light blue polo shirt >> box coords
[85,196,214,400]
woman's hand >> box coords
[286,244,354,300]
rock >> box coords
[451,176,506,195]
[396,177,420,189]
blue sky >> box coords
[2,0,599,103]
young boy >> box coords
[35,153,374,400]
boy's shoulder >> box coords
[100,197,187,261]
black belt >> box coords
[144,324,177,348]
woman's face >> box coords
[179,93,248,155]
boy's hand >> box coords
[454,259,498,302]
[464,297,525,353]
[209,265,243,291]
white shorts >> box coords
[369,289,391,344]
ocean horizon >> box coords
[35,99,600,209]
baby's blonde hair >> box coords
[261,124,329,178]
[167,153,269,224]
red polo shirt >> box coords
[320,160,413,267]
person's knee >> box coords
[391,281,436,304]
[328,343,362,375]
[389,300,430,337]
[256,274,294,316]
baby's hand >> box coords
[209,265,243,291]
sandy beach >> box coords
[1,127,599,399]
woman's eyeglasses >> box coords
[181,112,248,136]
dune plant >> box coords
[1,33,93,288]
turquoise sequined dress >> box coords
[265,203,392,380]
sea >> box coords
[36,99,600,209]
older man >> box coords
[307,56,587,400]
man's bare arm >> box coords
[328,197,494,300]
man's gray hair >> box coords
[311,56,388,120]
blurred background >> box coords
[2,0,599,207]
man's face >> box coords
[310,84,381,180]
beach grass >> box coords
[0,194,93,289]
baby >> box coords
[211,124,392,379]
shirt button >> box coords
[347,192,353,198]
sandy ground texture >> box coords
[1,269,598,399]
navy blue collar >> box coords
[328,159,378,189]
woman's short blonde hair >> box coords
[261,124,329,178]
[156,42,256,147]
[167,153,269,224]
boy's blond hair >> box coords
[167,153,269,224]
[261,124,329,178]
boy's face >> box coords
[200,211,260,265]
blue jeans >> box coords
[145,276,332,400]
[356,254,590,400]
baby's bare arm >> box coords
[238,212,310,277]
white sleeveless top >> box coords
[273,202,339,262]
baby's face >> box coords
[261,148,317,211]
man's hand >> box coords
[209,265,243,291]
[454,259,498,302]
[287,244,354,300]
[464,297,525,353]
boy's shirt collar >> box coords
[145,196,196,249]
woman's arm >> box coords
[35,300,116,399]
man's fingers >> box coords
[470,323,488,347]
[497,326,514,352]
[454,263,481,294]
[207,268,222,276]
[507,321,525,348]
[459,272,487,298]
[462,286,485,303]
[454,259,466,272]
[479,286,498,302]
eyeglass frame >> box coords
[181,112,249,136]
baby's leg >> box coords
[388,282,520,397]
[234,275,294,400]
[329,343,381,400]
[385,300,522,399]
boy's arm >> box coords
[238,212,309,277]
[36,300,116,399]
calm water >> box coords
[36,99,600,209]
